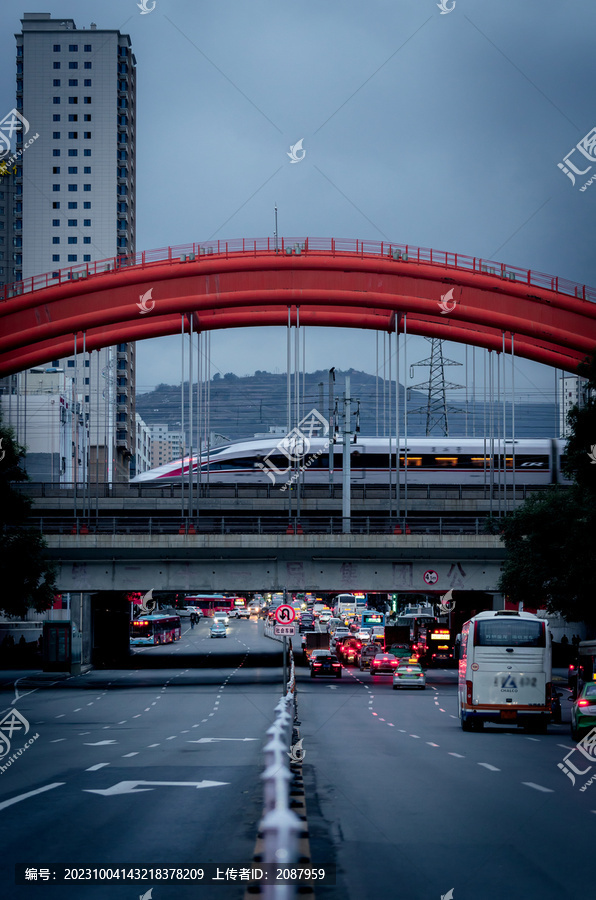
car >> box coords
[356,628,371,641]
[359,643,379,670]
[387,643,413,665]
[210,622,227,638]
[212,612,229,626]
[236,607,251,619]
[393,663,426,690]
[310,650,342,678]
[318,611,332,624]
[299,614,315,633]
[570,682,596,739]
[338,637,362,665]
[326,618,342,633]
[370,653,400,675]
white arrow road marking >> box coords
[84,740,117,746]
[84,780,229,796]
[0,783,64,812]
[187,738,259,744]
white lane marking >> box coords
[86,703,93,706]
[55,714,65,719]
[526,737,540,742]
[144,708,151,712]
[427,742,440,747]
[122,752,139,758]
[439,708,446,712]
[522,782,554,793]
[86,763,109,771]
[166,736,177,740]
[557,744,575,750]
[0,783,64,812]
[132,715,142,719]
[73,708,82,712]
[410,734,420,739]
[50,739,66,743]
[118,721,127,725]
[478,763,500,772]
[83,740,117,746]
[448,752,465,758]
[399,729,407,733]
[450,715,458,719]
[147,744,160,748]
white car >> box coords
[236,607,251,619]
[212,612,229,627]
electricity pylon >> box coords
[409,338,463,436]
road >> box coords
[0,616,591,899]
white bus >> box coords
[457,610,552,733]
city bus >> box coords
[361,610,386,629]
[183,594,236,618]
[457,610,552,732]
[130,614,181,646]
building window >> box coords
[68,219,77,226]
[68,132,78,139]
[84,61,92,69]
[52,219,60,226]
[53,44,61,52]
[67,254,77,262]
[52,202,60,209]
[83,236,90,244]
[68,167,77,174]
[83,254,91,261]
[84,97,92,104]
[84,132,91,139]
[84,114,92,122]
[53,131,60,139]
[68,97,78,104]
[69,79,78,86]
[53,97,60,104]
[83,166,91,174]
[83,149,91,156]
[84,79,91,87]
[52,184,60,192]
[83,184,91,191]
[52,237,60,244]
[69,45,78,52]
[68,149,78,156]
[83,201,91,209]
[68,237,77,244]
[67,360,75,367]
[68,202,77,209]
[68,184,77,192]
[53,61,60,69]
[68,114,78,122]
[52,149,60,157]
[52,254,60,262]
[83,219,90,226]
[52,166,60,174]
[84,44,92,52]
[53,79,60,86]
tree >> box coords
[0,413,56,618]
[496,353,596,630]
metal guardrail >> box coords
[2,236,594,303]
[30,514,492,536]
[16,481,555,502]
[259,652,301,899]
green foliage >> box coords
[0,414,56,618]
[497,353,596,628]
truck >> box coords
[302,631,330,660]
[383,625,413,663]
[333,593,358,621]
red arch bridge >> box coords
[1,236,595,375]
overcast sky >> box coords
[2,0,594,406]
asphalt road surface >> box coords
[0,617,591,900]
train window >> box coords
[434,456,458,467]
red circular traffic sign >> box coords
[423,569,439,585]
[274,605,296,624]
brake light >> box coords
[578,699,590,707]
[332,662,340,667]
[466,680,473,705]
[545,682,552,704]
[313,662,322,667]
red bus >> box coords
[183,594,237,618]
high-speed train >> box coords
[132,437,570,486]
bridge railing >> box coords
[30,514,493,536]
[2,237,594,304]
[16,481,556,502]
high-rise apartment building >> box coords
[149,424,184,469]
[8,12,137,482]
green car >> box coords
[571,682,596,740]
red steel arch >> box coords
[1,237,595,376]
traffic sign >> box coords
[274,624,296,636]
[274,604,296,624]
[423,569,439,585]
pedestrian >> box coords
[572,634,581,649]
[190,612,196,629]
[560,634,569,646]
